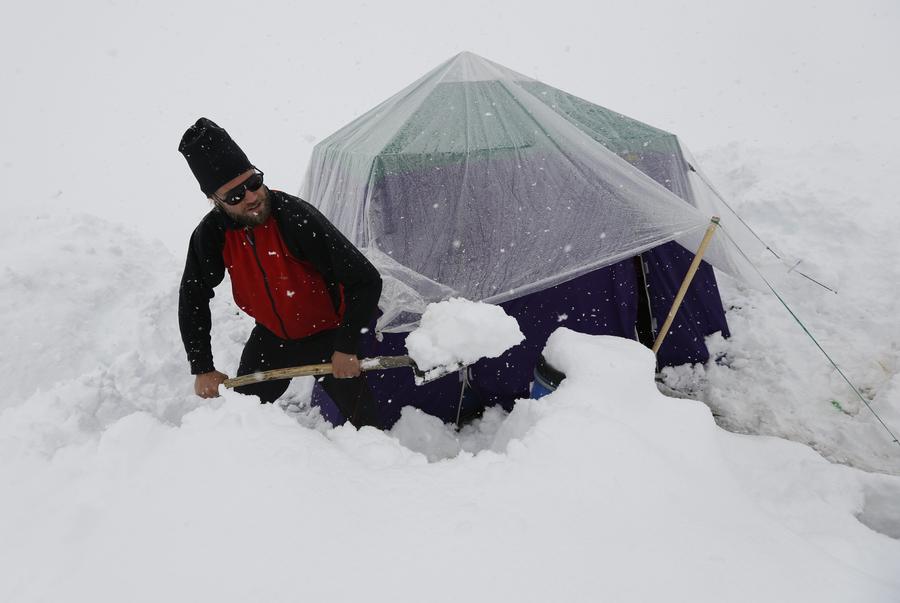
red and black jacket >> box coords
[178,190,382,375]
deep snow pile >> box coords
[661,142,900,474]
[3,307,900,601]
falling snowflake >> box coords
[286,290,295,297]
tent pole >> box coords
[652,217,720,356]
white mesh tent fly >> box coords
[301,51,751,333]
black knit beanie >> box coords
[178,118,253,196]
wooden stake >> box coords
[652,217,720,355]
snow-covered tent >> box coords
[301,51,742,427]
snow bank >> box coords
[3,327,899,602]
[663,142,900,474]
[405,297,524,372]
[0,210,174,408]
[0,208,276,459]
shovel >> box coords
[222,355,467,389]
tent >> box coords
[301,52,746,428]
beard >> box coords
[222,187,272,227]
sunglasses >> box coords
[217,171,265,205]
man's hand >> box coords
[195,370,228,398]
[331,351,361,379]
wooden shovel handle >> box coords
[222,355,415,389]
[224,364,335,389]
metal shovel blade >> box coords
[361,355,467,384]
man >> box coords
[177,117,382,427]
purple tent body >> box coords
[313,239,729,429]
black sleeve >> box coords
[178,215,226,374]
[279,196,382,355]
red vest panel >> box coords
[222,217,344,340]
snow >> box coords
[2,2,900,601]
[661,143,900,474]
[405,297,525,372]
[3,326,899,601]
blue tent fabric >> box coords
[312,245,729,428]
[643,241,731,368]
[469,258,638,410]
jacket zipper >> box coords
[245,229,290,339]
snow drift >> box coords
[2,301,899,600]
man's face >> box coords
[212,169,271,227]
